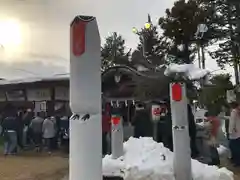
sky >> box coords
[0,0,233,80]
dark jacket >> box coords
[132,110,152,138]
[159,104,198,156]
[187,105,198,157]
[2,116,18,132]
[188,105,196,140]
[23,112,34,126]
[60,117,69,130]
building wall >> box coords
[0,80,70,116]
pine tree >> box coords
[202,0,240,83]
[199,73,233,114]
[132,14,169,67]
[158,0,220,64]
[101,32,130,71]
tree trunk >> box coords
[197,44,201,69]
[184,41,190,64]
[228,2,239,84]
[201,45,206,69]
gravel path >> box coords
[0,151,68,180]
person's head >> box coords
[204,111,210,117]
[50,116,56,121]
[229,102,239,110]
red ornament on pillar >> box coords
[71,21,86,56]
[111,116,120,125]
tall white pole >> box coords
[69,16,102,180]
[170,82,192,180]
[111,115,124,159]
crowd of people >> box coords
[0,106,69,155]
[131,102,199,158]
[101,101,200,158]
[101,100,240,167]
[1,99,239,168]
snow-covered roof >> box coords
[164,63,209,80]
[0,64,209,86]
[0,73,69,85]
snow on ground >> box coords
[217,145,229,157]
[164,63,209,80]
[103,137,233,180]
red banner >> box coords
[72,21,86,56]
[153,107,161,116]
[111,117,120,125]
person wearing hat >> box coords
[132,103,152,138]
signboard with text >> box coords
[27,88,51,101]
[6,90,25,101]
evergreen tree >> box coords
[199,73,233,114]
[158,0,221,64]
[205,0,239,67]
[202,0,240,83]
[101,32,130,71]
[132,14,169,67]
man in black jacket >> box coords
[1,111,19,155]
[160,102,198,158]
[187,104,198,158]
[132,103,152,138]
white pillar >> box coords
[69,16,102,180]
[170,82,192,180]
[151,104,161,141]
[111,115,124,159]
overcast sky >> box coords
[0,0,233,80]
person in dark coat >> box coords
[16,110,24,149]
[1,109,19,155]
[159,102,198,157]
[132,103,152,138]
[161,106,173,151]
[59,116,69,153]
[23,109,34,145]
[187,104,198,158]
[102,109,111,155]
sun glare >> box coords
[0,19,22,50]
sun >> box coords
[0,19,22,50]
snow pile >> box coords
[103,137,233,180]
[164,63,209,80]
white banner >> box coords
[27,88,51,101]
[34,101,47,112]
[55,87,69,100]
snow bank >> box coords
[164,63,209,80]
[102,137,233,180]
[217,145,229,156]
